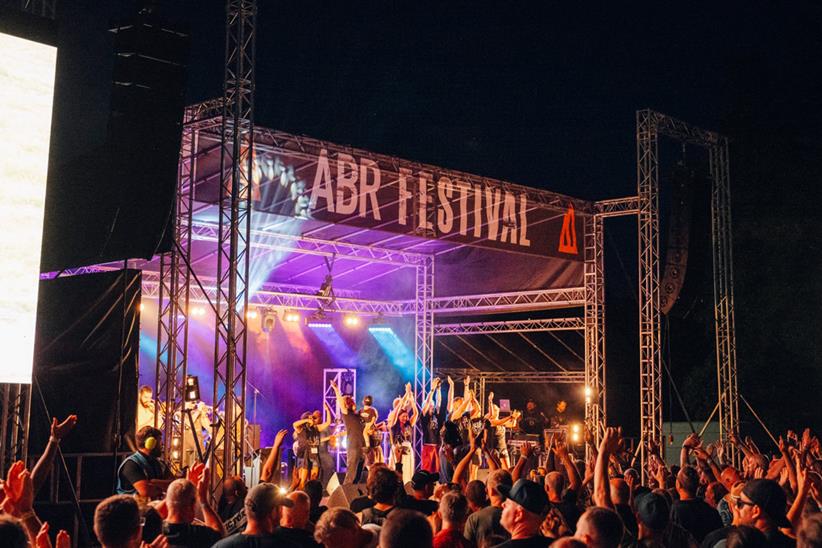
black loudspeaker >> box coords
[40,10,189,272]
[660,163,693,315]
[327,484,368,509]
[31,270,141,454]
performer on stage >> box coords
[117,425,174,499]
[388,383,418,484]
[419,377,445,474]
[329,380,366,484]
[293,402,332,488]
[136,385,162,432]
[361,396,386,468]
[550,400,568,428]
[519,397,549,442]
[485,391,520,470]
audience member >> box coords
[464,469,513,546]
[162,473,225,547]
[313,507,378,548]
[380,509,434,548]
[213,482,298,547]
[280,490,322,547]
[433,492,471,548]
[496,479,551,547]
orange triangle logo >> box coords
[558,204,578,255]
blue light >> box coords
[368,326,414,373]
[307,322,333,329]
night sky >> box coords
[47,1,822,441]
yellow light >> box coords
[571,423,581,434]
[278,486,288,495]
[247,309,258,320]
[584,386,593,398]
[571,432,581,443]
[190,306,206,317]
[284,311,300,323]
[139,303,145,311]
[172,437,180,448]
[343,314,361,327]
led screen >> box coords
[0,32,56,383]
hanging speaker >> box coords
[660,163,693,314]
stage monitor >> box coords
[0,31,57,383]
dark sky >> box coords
[50,1,822,438]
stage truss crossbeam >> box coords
[190,221,426,267]
[430,288,585,315]
[595,196,640,218]
[0,383,31,474]
[436,368,585,384]
[433,318,583,336]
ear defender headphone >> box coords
[144,436,158,451]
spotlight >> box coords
[569,423,582,444]
[172,436,181,448]
[306,309,330,328]
[139,303,145,311]
[278,486,287,495]
[246,309,258,320]
[343,314,361,327]
[584,385,593,404]
[191,306,206,317]
[284,310,301,323]
[184,375,200,402]
[261,308,277,333]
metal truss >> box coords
[584,214,607,454]
[190,221,426,267]
[433,318,583,336]
[436,368,585,384]
[413,257,435,458]
[0,383,31,473]
[211,0,255,485]
[637,109,663,480]
[709,138,740,465]
[637,110,739,467]
[153,107,198,470]
[595,196,640,218]
[430,288,585,315]
[17,0,56,18]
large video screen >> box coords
[0,31,56,383]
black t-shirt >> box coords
[441,419,461,447]
[552,489,580,533]
[391,421,413,444]
[764,529,797,548]
[309,505,327,524]
[491,535,552,548]
[421,410,440,445]
[670,498,724,543]
[519,411,547,436]
[218,497,244,523]
[398,493,438,516]
[278,527,322,548]
[342,412,364,449]
[212,531,300,548]
[162,522,222,548]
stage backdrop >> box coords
[31,269,140,454]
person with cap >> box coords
[493,478,551,547]
[624,491,696,548]
[213,482,299,547]
[464,469,513,546]
[402,470,439,516]
[734,479,796,547]
[330,379,367,484]
[670,465,724,543]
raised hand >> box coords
[446,375,454,386]
[274,429,288,447]
[187,462,206,485]
[599,427,622,456]
[683,432,701,449]
[142,534,170,548]
[521,441,534,459]
[51,415,78,441]
[196,468,211,506]
[55,530,70,548]
[554,437,569,459]
[2,461,33,517]
[432,377,442,389]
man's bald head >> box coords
[545,471,566,500]
[281,490,311,529]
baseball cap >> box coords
[635,492,670,531]
[742,479,790,528]
[411,470,438,490]
[497,479,549,516]
[244,483,293,519]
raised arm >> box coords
[555,437,581,493]
[409,393,420,427]
[196,467,226,536]
[512,441,534,482]
[593,427,621,508]
[261,429,288,483]
[446,376,455,414]
[32,415,77,494]
[681,432,700,469]
[422,378,441,416]
[452,426,477,487]
[317,402,334,432]
[329,380,349,414]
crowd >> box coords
[1,389,822,548]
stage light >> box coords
[184,375,200,402]
[246,309,258,320]
[343,314,361,327]
[571,423,581,434]
[284,310,301,323]
[139,303,145,312]
[569,423,582,443]
[584,385,593,404]
[190,306,206,317]
[261,308,277,333]
[172,436,181,448]
[278,486,287,495]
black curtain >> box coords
[31,269,141,454]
